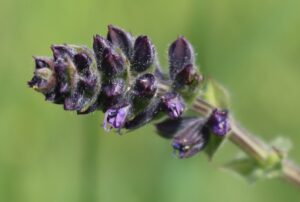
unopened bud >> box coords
[131,36,155,72]
[168,37,194,80]
[107,25,133,58]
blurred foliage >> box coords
[0,0,300,201]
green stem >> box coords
[192,98,300,188]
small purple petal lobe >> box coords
[208,109,231,136]
[161,92,185,119]
[104,104,130,130]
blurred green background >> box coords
[1,0,300,201]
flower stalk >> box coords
[28,25,300,188]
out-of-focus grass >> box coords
[0,0,300,201]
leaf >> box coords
[223,157,282,183]
[203,78,230,109]
[270,136,292,158]
[204,133,229,160]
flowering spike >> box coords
[172,118,209,158]
[131,36,155,72]
[104,104,131,130]
[207,109,231,136]
[107,25,133,58]
[168,37,194,80]
[160,92,185,119]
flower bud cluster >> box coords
[28,25,230,158]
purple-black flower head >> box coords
[174,64,202,88]
[160,92,185,119]
[131,35,155,72]
[107,25,133,58]
[168,37,195,80]
[101,48,125,76]
[104,103,131,131]
[133,73,157,98]
[93,35,111,65]
[172,118,209,158]
[207,109,231,136]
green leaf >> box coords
[203,78,230,109]
[270,137,292,159]
[223,156,282,183]
[204,133,229,160]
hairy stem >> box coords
[193,97,300,188]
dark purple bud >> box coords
[64,92,82,110]
[28,58,56,93]
[160,92,185,119]
[107,25,133,58]
[207,109,230,136]
[169,37,194,80]
[74,53,91,73]
[174,64,202,88]
[34,57,52,70]
[51,45,74,60]
[102,79,125,98]
[133,73,156,98]
[172,118,209,158]
[28,75,43,88]
[101,48,125,76]
[77,76,97,94]
[93,35,111,64]
[155,117,199,139]
[125,100,161,130]
[104,103,131,130]
[54,60,70,95]
[44,92,56,102]
[131,36,155,72]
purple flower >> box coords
[160,92,185,119]
[208,109,230,136]
[104,104,131,131]
[172,118,209,158]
